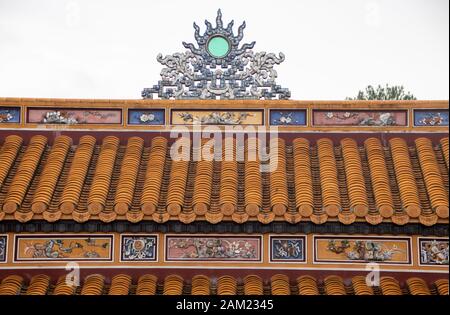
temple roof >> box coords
[0,133,447,226]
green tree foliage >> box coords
[346,84,417,100]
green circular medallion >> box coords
[207,36,230,58]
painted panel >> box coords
[27,108,122,125]
[314,236,411,264]
[14,235,113,262]
[120,235,158,261]
[171,110,264,125]
[0,107,20,123]
[270,236,306,262]
[128,109,165,125]
[313,110,407,126]
[269,110,306,126]
[165,235,262,262]
[414,110,449,126]
[0,235,6,262]
[419,238,449,266]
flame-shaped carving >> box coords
[142,9,290,100]
[182,9,255,66]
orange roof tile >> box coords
[0,134,448,226]
[0,273,447,295]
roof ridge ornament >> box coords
[142,9,291,100]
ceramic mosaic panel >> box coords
[314,236,411,264]
[165,235,262,262]
[128,109,165,125]
[313,110,407,126]
[171,110,264,125]
[14,235,113,262]
[120,235,157,261]
[418,238,449,266]
[414,110,449,126]
[0,235,7,262]
[27,108,122,125]
[269,110,306,126]
[0,107,20,123]
[270,236,306,262]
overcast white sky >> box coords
[0,0,448,100]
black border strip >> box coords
[0,221,448,236]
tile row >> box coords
[0,273,447,295]
[0,135,448,225]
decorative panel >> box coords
[0,235,6,262]
[418,238,449,266]
[128,109,165,125]
[414,110,449,126]
[314,236,411,264]
[27,108,122,125]
[269,236,306,262]
[14,235,113,262]
[171,110,264,125]
[120,235,158,262]
[313,110,407,126]
[0,107,20,123]
[269,110,306,126]
[165,235,262,262]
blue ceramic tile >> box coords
[0,107,20,123]
[270,110,306,126]
[128,109,165,125]
[121,235,157,261]
[270,237,305,262]
[414,110,449,126]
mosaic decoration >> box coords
[270,236,305,262]
[165,235,261,262]
[128,109,165,125]
[14,235,113,262]
[27,108,122,125]
[171,110,263,125]
[0,236,6,262]
[419,238,449,265]
[414,110,449,126]
[0,107,20,123]
[142,9,290,100]
[313,110,407,126]
[121,235,157,261]
[314,236,411,264]
[269,110,306,126]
